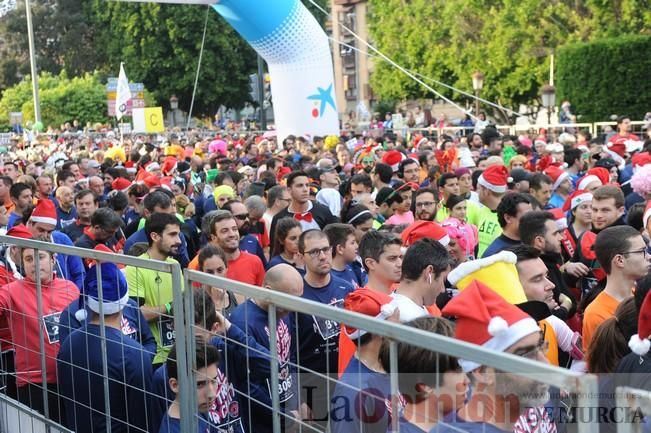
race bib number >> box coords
[266,362,295,404]
[159,317,175,348]
[42,313,62,344]
[312,299,343,340]
[121,317,137,338]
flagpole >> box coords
[25,0,41,123]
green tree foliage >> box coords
[0,72,108,127]
[87,2,257,114]
[556,35,651,122]
[367,0,650,113]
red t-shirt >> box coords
[0,266,18,352]
[226,251,265,287]
[0,278,80,386]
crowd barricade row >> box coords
[3,236,649,433]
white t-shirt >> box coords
[390,293,428,322]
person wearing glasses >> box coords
[583,225,649,353]
[413,187,439,222]
[222,200,267,268]
[296,229,354,430]
[439,281,554,433]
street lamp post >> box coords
[471,71,484,116]
[541,83,556,126]
[170,95,179,127]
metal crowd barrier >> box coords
[616,387,651,433]
[0,236,622,433]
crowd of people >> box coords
[0,114,650,433]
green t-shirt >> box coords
[467,203,502,258]
[436,199,480,224]
[126,254,179,365]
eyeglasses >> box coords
[233,214,248,221]
[514,338,549,360]
[621,248,648,258]
[304,246,332,258]
[415,201,436,208]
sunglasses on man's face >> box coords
[233,214,248,221]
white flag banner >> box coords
[115,63,132,121]
[0,0,17,18]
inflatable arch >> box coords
[129,0,340,141]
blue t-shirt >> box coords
[52,230,85,289]
[58,297,157,358]
[229,300,298,433]
[481,234,521,258]
[57,324,152,433]
[266,255,305,275]
[331,357,393,433]
[548,193,565,210]
[298,275,354,375]
[150,325,269,433]
[6,212,21,230]
[158,413,212,433]
[331,264,366,289]
[240,234,267,268]
[56,205,78,230]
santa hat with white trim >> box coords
[343,288,398,340]
[75,262,130,321]
[549,208,568,230]
[442,280,540,372]
[562,190,593,212]
[577,167,610,191]
[629,289,651,356]
[543,165,570,191]
[605,138,627,169]
[478,165,511,193]
[30,199,58,227]
[382,150,405,173]
[400,221,450,247]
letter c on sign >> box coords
[149,113,159,126]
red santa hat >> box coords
[343,288,398,339]
[543,165,569,191]
[477,165,511,193]
[400,221,450,247]
[562,190,593,212]
[382,150,405,173]
[30,199,58,227]
[162,156,177,176]
[629,290,651,356]
[549,208,568,230]
[111,177,132,191]
[160,176,173,191]
[6,224,33,239]
[441,280,540,372]
[606,138,626,167]
[632,152,651,169]
[577,167,610,191]
[142,174,161,189]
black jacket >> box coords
[541,252,577,320]
[269,201,338,246]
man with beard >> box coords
[296,230,354,429]
[414,188,438,222]
[439,281,553,433]
[127,212,182,367]
[399,158,420,184]
[223,200,267,267]
[519,211,576,321]
[191,210,265,291]
[568,185,626,297]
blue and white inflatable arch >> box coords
[127,0,339,141]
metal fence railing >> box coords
[3,235,649,433]
[616,386,651,433]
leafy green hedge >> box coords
[556,35,651,122]
[0,71,112,129]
